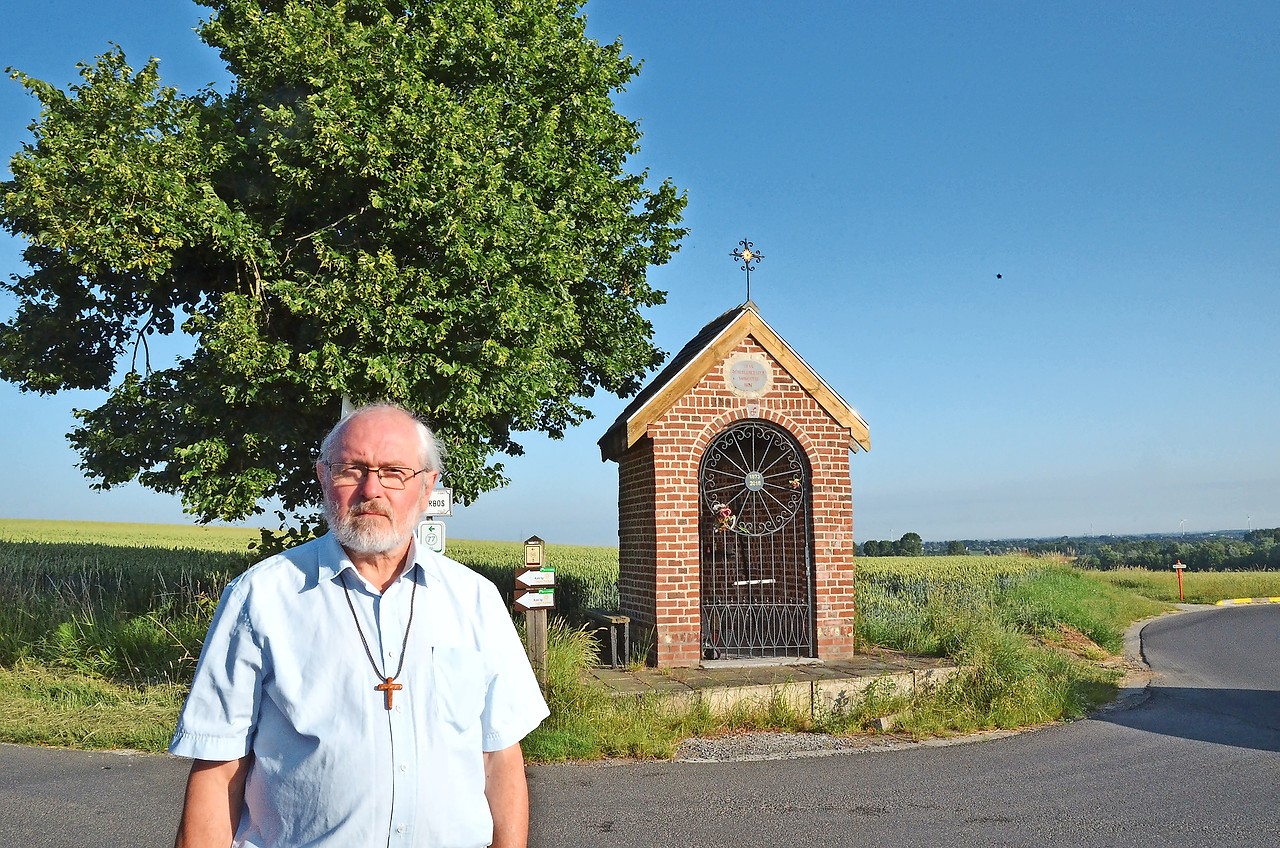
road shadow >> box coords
[1096,683,1280,753]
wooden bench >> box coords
[584,609,630,668]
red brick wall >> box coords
[616,436,658,663]
[615,335,858,667]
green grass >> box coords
[854,555,1041,654]
[996,566,1168,652]
[523,618,687,760]
[527,556,1176,754]
[0,539,243,681]
[3,519,1274,758]
[523,619,824,761]
[0,519,627,755]
[0,518,261,553]
[848,557,1171,736]
[1089,567,1280,604]
[0,660,185,751]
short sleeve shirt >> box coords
[170,533,549,847]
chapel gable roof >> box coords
[598,301,870,461]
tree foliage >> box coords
[859,532,925,557]
[1,0,686,530]
[1073,531,1280,571]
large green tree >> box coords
[1,0,686,532]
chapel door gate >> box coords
[698,421,815,661]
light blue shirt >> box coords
[170,533,549,847]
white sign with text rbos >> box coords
[424,486,453,516]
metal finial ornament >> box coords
[730,239,764,302]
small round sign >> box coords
[723,354,772,398]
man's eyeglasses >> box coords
[323,461,430,490]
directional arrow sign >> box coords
[416,520,446,554]
[516,566,556,588]
[514,588,556,611]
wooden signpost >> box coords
[515,536,554,690]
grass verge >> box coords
[3,521,1273,760]
[1088,567,1280,604]
[524,620,828,761]
[0,660,184,751]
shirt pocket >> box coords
[432,646,487,734]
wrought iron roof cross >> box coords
[730,239,764,303]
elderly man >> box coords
[171,403,548,847]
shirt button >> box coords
[397,825,406,834]
[395,704,403,713]
[400,764,408,773]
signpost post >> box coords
[515,536,554,691]
[1173,559,1187,602]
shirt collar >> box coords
[316,532,441,589]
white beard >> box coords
[328,500,413,555]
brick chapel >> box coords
[598,301,870,668]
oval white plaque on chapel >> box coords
[724,354,772,398]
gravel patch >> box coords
[674,731,914,762]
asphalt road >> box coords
[2,605,1277,847]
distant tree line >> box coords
[860,529,1280,571]
[861,535,970,557]
[859,533,924,557]
[1066,528,1280,571]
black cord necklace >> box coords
[339,568,419,710]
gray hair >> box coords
[319,402,445,475]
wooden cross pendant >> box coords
[375,677,403,710]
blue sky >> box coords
[2,1,1277,545]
